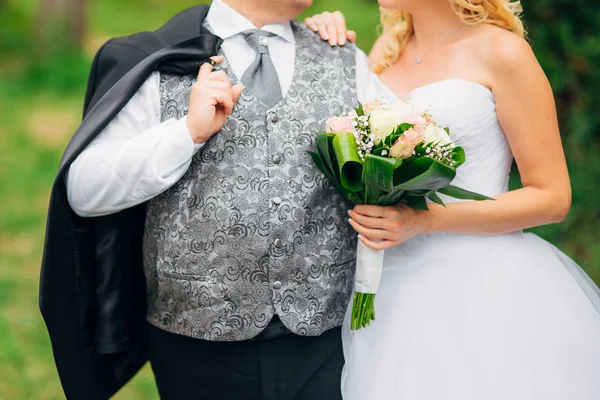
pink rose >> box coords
[325,116,355,134]
[363,101,382,115]
[389,128,422,159]
[412,123,426,138]
[403,127,424,143]
[405,113,426,126]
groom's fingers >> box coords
[232,84,244,104]
[197,56,224,81]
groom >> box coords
[40,0,388,398]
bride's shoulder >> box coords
[471,24,539,85]
[471,25,537,72]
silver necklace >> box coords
[414,25,465,64]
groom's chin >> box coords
[293,0,313,11]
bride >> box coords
[306,1,600,399]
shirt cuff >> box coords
[157,116,200,178]
[175,115,205,152]
[176,116,205,153]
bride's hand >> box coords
[304,11,357,46]
[348,204,432,250]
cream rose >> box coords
[423,124,455,147]
[369,101,417,144]
[386,102,417,120]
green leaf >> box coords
[362,153,403,192]
[307,151,325,174]
[451,146,466,168]
[348,192,364,205]
[393,158,457,192]
[392,157,433,184]
[356,102,365,117]
[307,150,348,200]
[332,132,364,192]
[364,185,383,204]
[438,185,495,201]
[405,189,430,196]
[317,133,338,179]
[375,190,406,206]
[384,134,395,148]
[398,123,414,133]
[428,191,446,207]
[406,196,429,210]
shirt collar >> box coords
[207,0,294,43]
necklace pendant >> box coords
[415,57,421,64]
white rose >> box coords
[369,102,417,144]
[423,124,455,147]
[369,109,397,144]
[386,102,417,120]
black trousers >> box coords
[144,322,344,400]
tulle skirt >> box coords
[342,232,600,400]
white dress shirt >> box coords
[67,0,394,217]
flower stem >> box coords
[351,292,376,330]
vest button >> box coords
[271,115,279,123]
[274,238,282,248]
[273,281,282,290]
[273,154,282,164]
[272,197,282,205]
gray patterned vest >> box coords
[143,21,358,341]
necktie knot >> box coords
[243,30,275,54]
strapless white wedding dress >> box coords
[341,79,600,400]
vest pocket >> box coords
[160,270,211,282]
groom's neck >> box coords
[221,0,295,28]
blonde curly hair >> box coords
[374,0,526,74]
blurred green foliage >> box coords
[0,0,598,398]
[526,1,600,143]
[517,0,600,283]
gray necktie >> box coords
[241,30,283,108]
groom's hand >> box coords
[186,56,244,144]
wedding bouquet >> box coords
[308,100,491,330]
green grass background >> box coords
[0,0,598,398]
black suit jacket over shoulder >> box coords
[39,5,221,399]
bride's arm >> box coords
[349,33,572,250]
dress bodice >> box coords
[404,79,513,200]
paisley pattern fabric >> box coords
[143,21,358,341]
